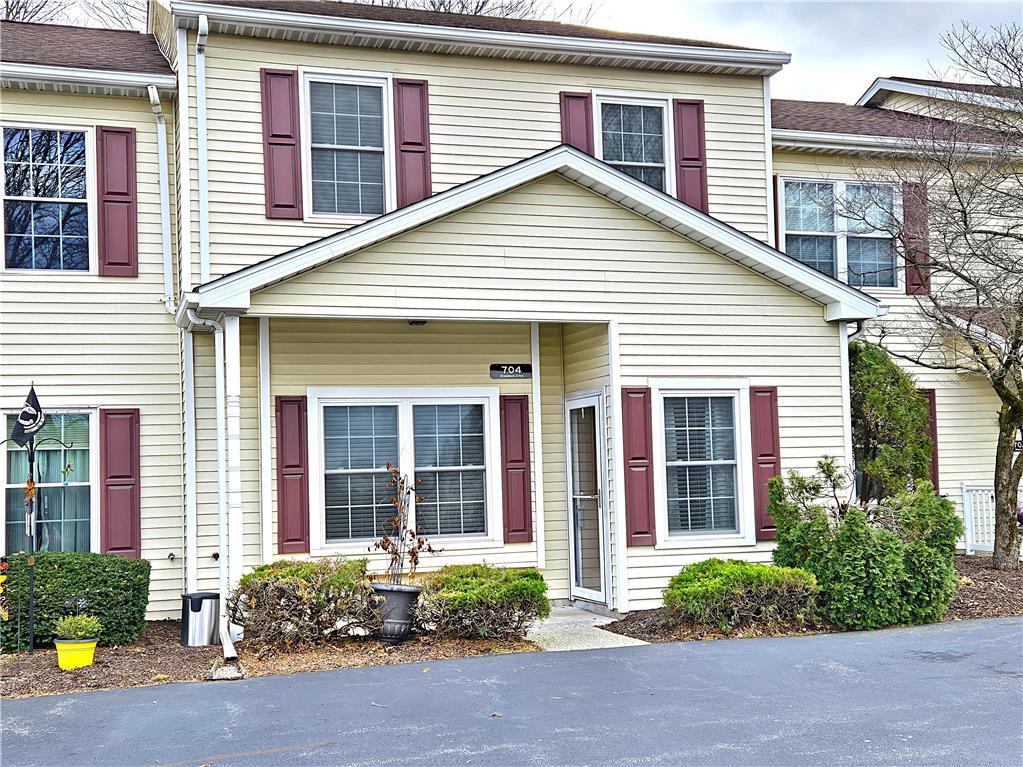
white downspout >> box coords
[174,27,193,294]
[147,85,174,313]
[195,14,211,285]
[182,330,199,594]
[186,309,237,661]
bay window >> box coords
[315,391,496,546]
[4,413,92,553]
[2,127,89,271]
[782,179,898,289]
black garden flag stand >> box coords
[2,386,73,654]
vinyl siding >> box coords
[247,174,847,609]
[186,33,771,279]
[0,89,184,618]
[773,148,1001,514]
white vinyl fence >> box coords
[961,483,1023,555]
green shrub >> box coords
[228,557,379,652]
[662,558,818,631]
[769,464,964,630]
[817,510,906,630]
[53,614,102,641]
[415,565,550,639]
[1,551,151,652]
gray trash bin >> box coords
[180,592,220,646]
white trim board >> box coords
[856,77,1016,112]
[0,63,176,97]
[186,146,879,323]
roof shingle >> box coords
[207,0,755,50]
[0,20,173,77]
[771,99,963,139]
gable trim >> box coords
[856,77,1014,111]
[189,146,879,322]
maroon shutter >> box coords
[96,126,138,277]
[622,387,656,546]
[921,388,940,493]
[275,396,309,553]
[750,386,781,541]
[903,182,930,295]
[500,395,533,543]
[260,68,303,219]
[673,99,709,213]
[99,408,141,558]
[559,91,594,155]
[394,79,433,208]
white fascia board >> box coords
[772,129,1003,158]
[169,1,790,74]
[193,146,878,322]
[0,62,177,94]
[856,77,1015,111]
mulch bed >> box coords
[1,621,538,699]
[236,634,538,678]
[601,554,1023,644]
[1,621,220,699]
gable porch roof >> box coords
[180,146,880,323]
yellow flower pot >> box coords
[55,639,98,671]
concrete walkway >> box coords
[3,617,1020,766]
[526,605,648,651]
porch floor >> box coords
[526,605,648,652]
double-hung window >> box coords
[2,127,89,271]
[308,77,387,218]
[597,97,669,192]
[783,180,898,289]
[662,396,738,535]
[318,393,494,545]
[4,413,92,553]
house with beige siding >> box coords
[0,0,1001,628]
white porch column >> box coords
[223,314,244,593]
[608,319,629,614]
[530,322,546,569]
[258,317,273,564]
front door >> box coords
[567,396,606,603]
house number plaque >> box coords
[490,363,532,380]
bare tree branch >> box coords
[82,0,147,30]
[1,0,73,23]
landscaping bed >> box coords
[601,555,1023,644]
[1,621,539,699]
[237,634,538,677]
[1,620,219,699]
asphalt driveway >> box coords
[2,617,1021,767]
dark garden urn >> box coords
[371,582,422,643]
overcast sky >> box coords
[588,0,1022,102]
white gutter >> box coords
[195,14,211,284]
[772,129,1005,159]
[148,85,175,312]
[175,28,193,293]
[0,62,176,93]
[186,309,237,661]
[170,1,790,74]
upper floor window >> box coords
[600,102,667,191]
[783,180,898,289]
[2,128,89,271]
[308,79,386,218]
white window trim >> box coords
[1,408,101,557]
[649,378,756,549]
[306,386,504,556]
[0,121,99,276]
[298,68,397,227]
[778,175,904,294]
[591,88,676,196]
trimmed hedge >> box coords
[1,551,151,651]
[228,557,380,651]
[415,564,550,639]
[663,558,818,630]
